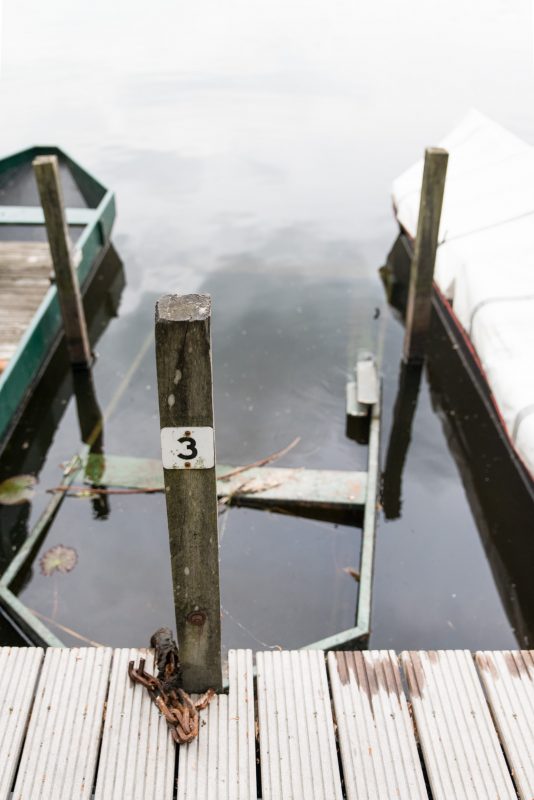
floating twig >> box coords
[219,436,301,483]
[28,607,106,647]
[47,485,164,496]
[218,476,283,511]
[341,566,361,582]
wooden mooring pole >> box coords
[403,147,448,363]
[33,155,92,368]
[155,294,222,692]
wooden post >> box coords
[155,294,222,692]
[403,147,448,363]
[33,155,92,368]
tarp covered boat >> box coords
[392,110,534,480]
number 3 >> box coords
[178,436,198,460]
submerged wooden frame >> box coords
[0,390,380,652]
[304,390,381,651]
[0,170,380,651]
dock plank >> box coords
[0,242,52,366]
[177,648,256,799]
[476,650,534,800]
[13,647,112,800]
[257,650,342,800]
[328,651,428,799]
[0,647,44,800]
[1,647,529,797]
[227,649,256,799]
[94,649,175,800]
[402,650,516,800]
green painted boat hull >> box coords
[0,146,116,447]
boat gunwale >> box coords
[0,145,107,209]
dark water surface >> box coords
[0,0,533,652]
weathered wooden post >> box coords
[33,155,92,368]
[403,147,448,363]
[155,294,222,692]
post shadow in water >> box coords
[381,360,423,520]
[72,367,109,519]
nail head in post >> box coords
[187,610,207,626]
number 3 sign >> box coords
[160,427,215,469]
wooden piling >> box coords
[155,294,222,692]
[403,147,448,363]
[33,155,92,368]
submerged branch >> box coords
[47,485,163,496]
[219,436,301,482]
[28,607,106,647]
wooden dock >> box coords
[0,242,52,370]
[1,647,533,799]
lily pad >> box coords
[40,545,78,576]
[0,474,37,505]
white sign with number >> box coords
[160,427,215,470]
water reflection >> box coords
[8,260,378,649]
[72,368,109,519]
[430,367,534,648]
[0,0,532,650]
[382,362,422,520]
[381,235,534,647]
[0,247,124,582]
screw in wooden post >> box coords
[155,293,222,692]
[403,147,449,364]
[32,155,92,368]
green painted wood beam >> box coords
[303,625,367,651]
[355,388,381,633]
[0,586,63,647]
[302,388,381,651]
[79,453,368,510]
[0,206,97,225]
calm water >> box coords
[0,0,533,652]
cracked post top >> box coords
[156,294,211,323]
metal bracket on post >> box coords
[346,352,379,443]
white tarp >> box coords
[392,110,534,477]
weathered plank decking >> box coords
[1,647,533,799]
[0,242,52,368]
